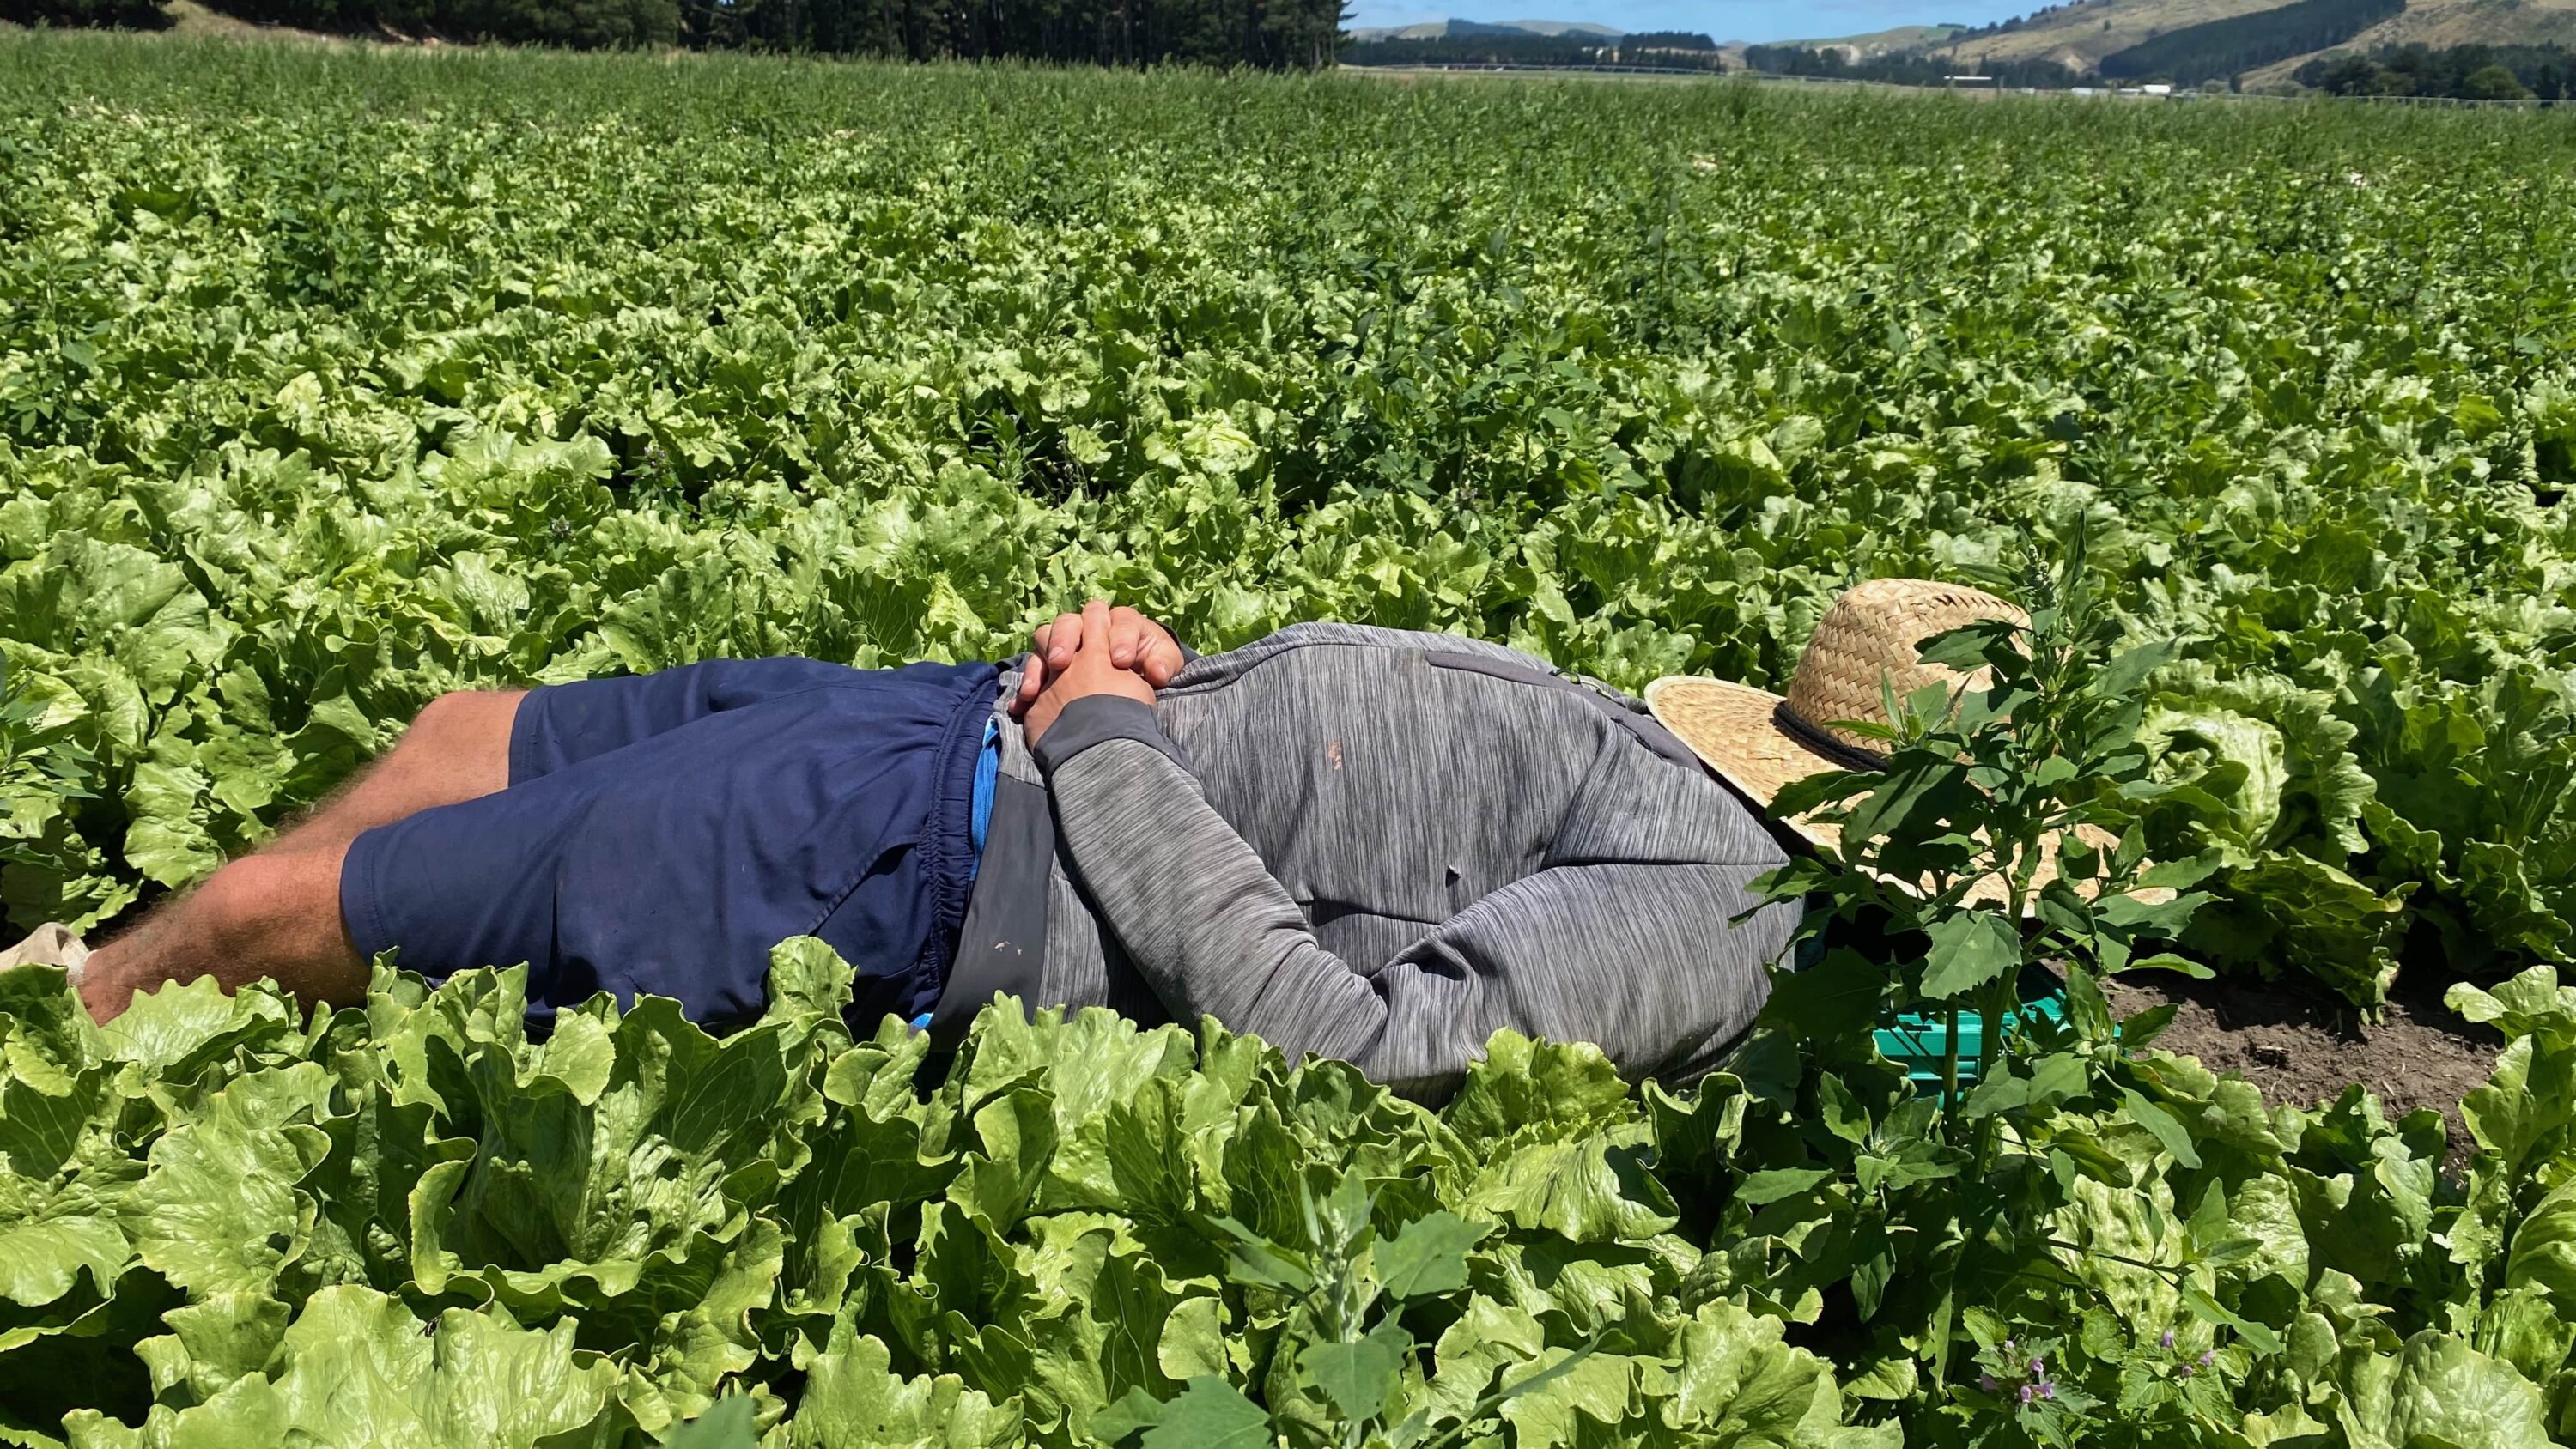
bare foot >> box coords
[75,943,149,1025]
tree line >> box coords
[1939,2,2078,44]
[5,0,1343,64]
[1621,30,1714,50]
[1339,32,1723,70]
[2296,42,2575,99]
[14,0,173,25]
[1738,43,2082,88]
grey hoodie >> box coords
[936,622,1793,1100]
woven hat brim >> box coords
[1643,676,1847,852]
[1646,676,2159,911]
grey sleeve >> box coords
[1030,695,1188,774]
[1040,722,1792,1100]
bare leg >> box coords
[263,689,526,857]
[80,690,526,1025]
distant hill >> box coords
[1353,0,2576,83]
[1917,0,2576,79]
[1336,19,1731,71]
[1344,16,1622,40]
[1716,22,1963,67]
[1495,16,1620,33]
[1789,21,1969,52]
[1728,0,2576,89]
[2235,0,2576,82]
[2096,0,2399,82]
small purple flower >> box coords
[2198,1349,2215,1367]
[2004,1338,2017,1353]
[2020,1385,2037,1405]
[2038,1381,2056,1400]
[2179,1362,2196,1378]
[2029,1357,2045,1376]
[1980,1373,1997,1392]
[2160,1329,2175,1349]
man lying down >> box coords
[61,587,1983,1100]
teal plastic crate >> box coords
[1874,967,2068,1086]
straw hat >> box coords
[1647,578,2134,906]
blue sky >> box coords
[1341,0,2033,44]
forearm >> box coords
[1041,719,1398,1065]
[1036,716,1619,1094]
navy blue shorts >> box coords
[339,658,1000,1031]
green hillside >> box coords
[1918,0,2576,80]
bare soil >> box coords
[2106,972,2501,1178]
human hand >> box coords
[1011,600,1187,718]
[1020,600,1160,748]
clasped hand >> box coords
[1012,600,1183,747]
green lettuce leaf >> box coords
[2144,665,2376,861]
[787,1315,1021,1447]
[60,1286,621,1449]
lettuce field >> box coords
[6,32,2576,1447]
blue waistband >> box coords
[918,716,1003,1034]
[969,718,1000,870]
